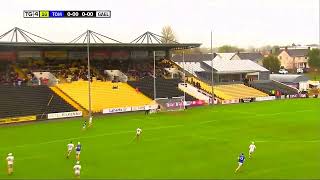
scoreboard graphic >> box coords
[23,10,111,18]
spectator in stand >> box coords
[17,78,22,87]
[135,87,140,93]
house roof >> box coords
[236,52,263,62]
[284,49,309,57]
[175,61,205,72]
[214,53,236,61]
[270,74,309,83]
[203,59,269,74]
[171,53,214,62]
[204,59,269,74]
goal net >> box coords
[155,97,185,112]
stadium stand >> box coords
[249,80,298,95]
[127,76,196,101]
[0,85,76,119]
[50,86,88,115]
[186,77,268,100]
[55,81,153,112]
[178,83,211,102]
[213,84,268,100]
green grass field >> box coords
[306,71,320,81]
[0,98,319,179]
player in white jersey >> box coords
[66,141,74,158]
[249,142,256,158]
[136,128,142,142]
[88,116,93,127]
[73,161,81,178]
[6,153,14,175]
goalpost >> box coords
[155,97,185,112]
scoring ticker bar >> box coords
[23,10,111,18]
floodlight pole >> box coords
[87,30,92,123]
[210,30,214,105]
[153,51,156,100]
[183,50,186,109]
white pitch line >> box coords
[0,124,186,151]
[221,109,314,117]
[198,119,217,124]
[0,108,317,151]
[255,140,320,143]
[254,109,314,117]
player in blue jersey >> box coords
[75,142,81,160]
[235,153,245,173]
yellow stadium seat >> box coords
[56,81,153,113]
[186,77,268,100]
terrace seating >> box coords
[249,80,298,95]
[186,77,268,100]
[0,85,76,119]
[127,77,196,101]
[213,84,268,100]
[55,81,153,112]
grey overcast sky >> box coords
[0,0,319,48]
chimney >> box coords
[285,47,288,51]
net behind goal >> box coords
[155,97,185,111]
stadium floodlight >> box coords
[210,30,215,105]
[153,51,156,100]
[182,50,186,109]
[87,30,92,124]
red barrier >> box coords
[0,51,16,61]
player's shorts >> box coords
[76,151,81,155]
[238,162,243,166]
[249,150,254,154]
[68,149,73,152]
[8,164,13,168]
[136,133,140,136]
[75,170,80,176]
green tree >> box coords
[308,49,320,69]
[262,55,281,73]
[258,45,280,55]
[161,26,177,43]
[217,45,244,53]
[271,45,280,55]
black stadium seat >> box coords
[128,77,196,101]
[0,85,76,119]
[249,80,298,95]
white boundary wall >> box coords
[48,111,82,119]
[178,83,211,102]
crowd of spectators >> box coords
[126,59,174,80]
[1,58,176,85]
[0,66,26,86]
[188,78,202,89]
[55,66,91,81]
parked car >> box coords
[297,68,304,74]
[279,69,288,74]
